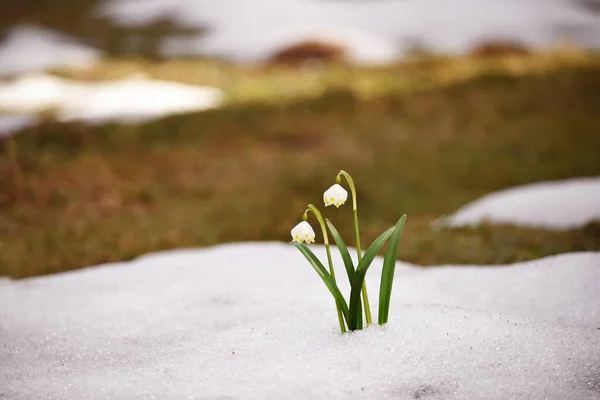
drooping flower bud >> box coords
[291,221,316,244]
[323,184,348,208]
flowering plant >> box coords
[291,170,407,333]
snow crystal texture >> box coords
[1,243,599,399]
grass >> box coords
[52,49,598,105]
[1,53,600,278]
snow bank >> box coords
[0,243,598,398]
[0,73,223,126]
[98,0,600,62]
[0,25,101,77]
[438,177,600,230]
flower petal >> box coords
[323,184,348,207]
[291,221,316,244]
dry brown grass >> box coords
[470,39,530,58]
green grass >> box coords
[1,56,600,278]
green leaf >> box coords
[356,294,363,330]
[347,226,395,330]
[325,219,362,329]
[378,214,407,325]
[293,242,350,325]
[325,218,355,284]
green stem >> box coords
[338,170,372,325]
[306,204,346,334]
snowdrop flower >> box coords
[291,221,316,244]
[323,184,348,208]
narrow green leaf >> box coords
[325,218,355,284]
[293,242,350,325]
[347,226,395,330]
[378,214,407,325]
[325,219,362,329]
[356,295,363,330]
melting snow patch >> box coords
[0,242,598,398]
[438,177,600,230]
[0,25,101,77]
[0,73,223,124]
[0,73,83,113]
[57,74,223,123]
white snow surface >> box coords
[439,177,600,230]
[0,73,82,113]
[57,74,223,124]
[0,73,223,125]
[1,242,599,399]
[98,0,600,63]
[0,26,101,77]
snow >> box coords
[0,73,223,126]
[0,73,82,113]
[0,115,37,138]
[0,26,101,77]
[57,74,223,124]
[1,242,599,399]
[438,177,600,230]
[98,0,600,63]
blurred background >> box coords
[1,0,599,277]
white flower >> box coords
[323,184,348,208]
[291,221,316,244]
